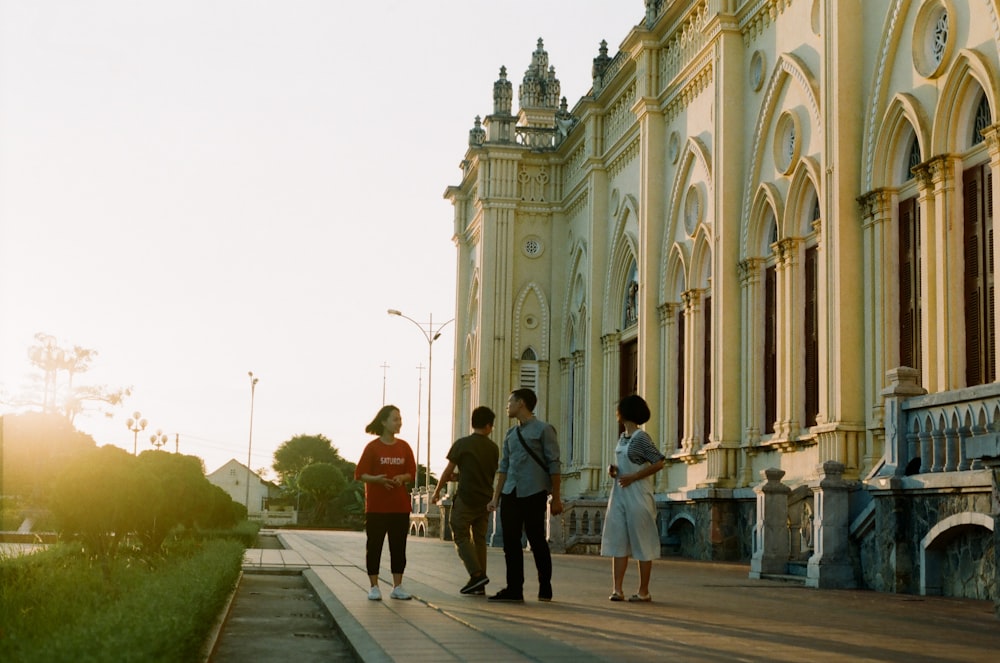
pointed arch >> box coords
[932,48,1000,153]
[512,282,550,360]
[603,200,640,332]
[560,239,588,347]
[665,136,714,245]
[663,242,690,303]
[741,53,822,258]
[871,93,932,188]
[689,226,714,291]
[784,158,822,238]
[746,183,784,259]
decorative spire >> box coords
[468,116,485,146]
[493,66,512,115]
[592,40,611,83]
[519,38,560,110]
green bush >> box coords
[0,538,244,662]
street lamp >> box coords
[126,411,147,455]
[245,371,259,517]
[387,309,454,498]
[149,429,168,450]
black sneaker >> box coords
[467,587,486,596]
[488,588,524,602]
[538,583,552,602]
[460,575,489,595]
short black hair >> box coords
[511,388,537,412]
[471,406,495,429]
[617,394,650,425]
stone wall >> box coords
[661,496,755,562]
[862,488,994,599]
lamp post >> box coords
[126,411,147,455]
[387,309,454,497]
[149,429,168,450]
[245,371,259,517]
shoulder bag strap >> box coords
[516,426,549,473]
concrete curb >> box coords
[200,570,243,663]
[303,568,392,663]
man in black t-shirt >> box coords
[431,406,499,595]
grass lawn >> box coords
[0,537,244,662]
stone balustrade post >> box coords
[806,461,858,589]
[750,468,792,578]
[880,367,926,474]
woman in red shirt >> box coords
[355,404,416,600]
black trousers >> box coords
[365,512,409,576]
[499,490,551,593]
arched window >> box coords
[972,93,992,147]
[622,260,639,328]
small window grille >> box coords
[931,11,948,66]
[907,135,922,180]
[623,261,639,328]
[973,93,992,147]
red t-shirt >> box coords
[354,437,416,514]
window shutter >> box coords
[519,362,538,391]
[962,167,992,387]
[764,266,777,434]
[703,296,712,444]
[898,197,921,373]
[676,309,685,449]
[804,246,819,427]
[987,169,995,383]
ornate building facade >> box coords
[444,1,999,605]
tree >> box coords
[1,411,97,500]
[12,333,131,423]
[134,450,214,552]
[49,445,149,578]
[297,462,346,524]
[272,434,345,485]
[272,433,364,527]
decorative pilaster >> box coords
[749,468,792,578]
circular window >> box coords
[684,185,701,236]
[524,314,538,329]
[912,1,952,79]
[522,236,543,258]
[668,131,680,164]
[773,111,801,175]
[750,51,766,92]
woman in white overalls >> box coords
[600,395,667,602]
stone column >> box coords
[750,468,792,578]
[806,461,857,588]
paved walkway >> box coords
[242,529,1000,663]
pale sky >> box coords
[0,1,641,479]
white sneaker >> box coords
[367,586,382,601]
[390,585,412,600]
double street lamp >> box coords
[149,429,168,450]
[126,411,147,455]
[387,309,454,497]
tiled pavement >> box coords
[242,529,1000,663]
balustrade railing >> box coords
[882,367,1000,475]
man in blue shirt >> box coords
[487,388,562,602]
